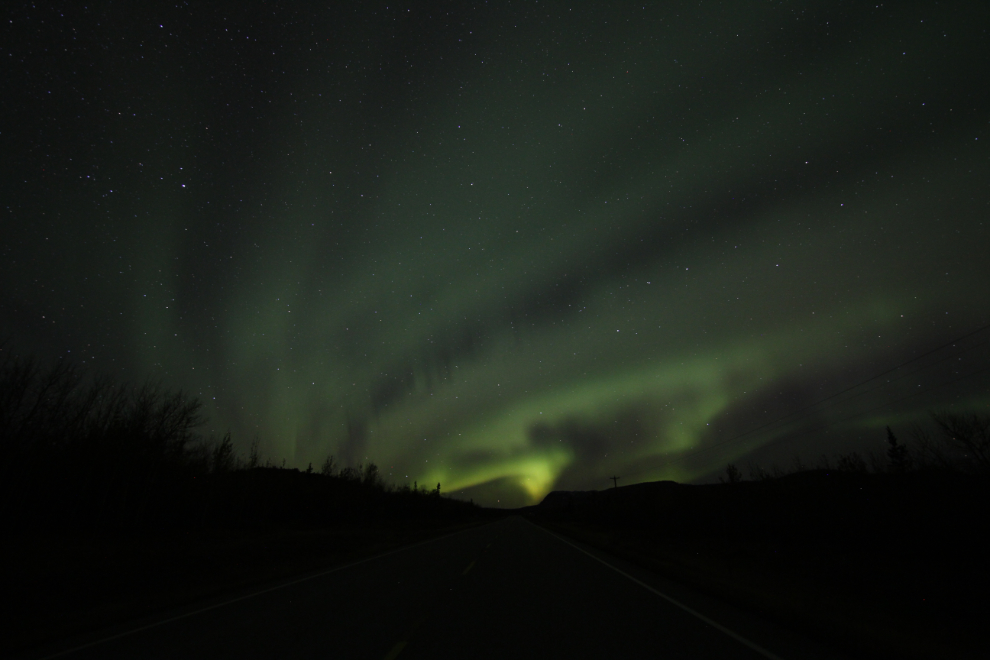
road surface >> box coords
[33,516,845,659]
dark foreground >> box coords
[20,517,841,660]
[527,470,989,659]
[3,519,487,657]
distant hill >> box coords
[534,480,680,514]
[528,469,988,544]
[525,470,990,659]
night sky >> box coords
[3,2,989,507]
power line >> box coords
[622,322,990,478]
[747,363,990,459]
[789,336,990,420]
[825,364,990,432]
[697,322,990,454]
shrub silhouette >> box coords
[0,353,479,532]
[0,354,208,528]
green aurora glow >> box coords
[3,2,989,505]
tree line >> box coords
[719,413,990,484]
[0,353,476,532]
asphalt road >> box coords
[34,517,845,659]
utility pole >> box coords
[609,475,620,489]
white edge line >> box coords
[37,522,492,660]
[528,520,785,660]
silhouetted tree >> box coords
[211,431,236,473]
[886,426,911,473]
[362,462,381,488]
[835,452,867,473]
[867,449,886,473]
[931,411,990,474]
[719,464,742,484]
[747,463,771,481]
[247,437,261,469]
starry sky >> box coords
[3,1,989,506]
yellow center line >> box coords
[382,616,426,660]
[462,560,476,575]
[383,641,407,660]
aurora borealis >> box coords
[3,2,989,506]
